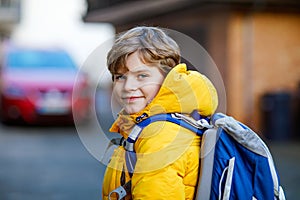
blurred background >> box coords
[0,0,299,199]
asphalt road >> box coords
[1,123,300,200]
[0,123,106,200]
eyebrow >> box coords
[115,64,154,75]
[127,65,152,73]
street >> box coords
[0,123,106,200]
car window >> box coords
[6,50,77,70]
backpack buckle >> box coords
[121,139,134,152]
[196,119,213,129]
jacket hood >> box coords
[110,63,218,135]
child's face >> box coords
[113,51,165,114]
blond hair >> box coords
[107,26,180,79]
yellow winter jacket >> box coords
[102,64,218,200]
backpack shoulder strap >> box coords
[108,113,211,200]
[123,113,211,152]
[196,127,219,200]
[121,113,210,174]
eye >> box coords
[137,73,149,79]
[114,74,126,81]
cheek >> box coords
[144,75,164,99]
[112,84,123,99]
[145,85,162,100]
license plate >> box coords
[36,90,71,115]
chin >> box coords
[125,107,143,115]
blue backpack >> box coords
[108,112,286,200]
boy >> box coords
[102,26,218,199]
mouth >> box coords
[122,96,144,103]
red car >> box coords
[0,47,91,125]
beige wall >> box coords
[227,12,300,133]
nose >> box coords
[123,76,138,91]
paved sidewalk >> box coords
[268,141,300,200]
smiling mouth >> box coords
[122,96,143,103]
